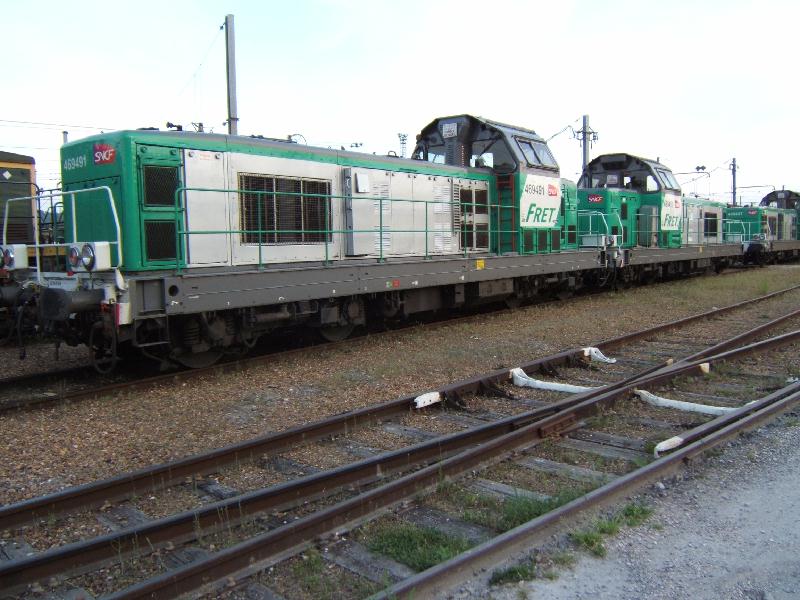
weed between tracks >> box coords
[361,518,473,572]
[262,548,381,600]
[569,501,654,557]
[428,479,590,533]
[490,501,654,587]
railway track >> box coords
[1,287,800,598]
[0,267,764,416]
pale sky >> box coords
[2,0,797,205]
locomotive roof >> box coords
[584,153,671,173]
[760,189,799,209]
[0,150,35,165]
[60,128,490,180]
[415,115,546,143]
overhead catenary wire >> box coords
[546,117,582,142]
[174,21,226,103]
[0,119,113,131]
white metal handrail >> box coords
[577,210,612,236]
[3,187,122,283]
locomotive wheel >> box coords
[319,323,355,342]
[174,350,223,368]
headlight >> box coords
[68,246,81,269]
[80,244,95,271]
[2,247,14,268]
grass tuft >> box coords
[593,516,621,536]
[497,489,586,532]
[489,561,539,585]
[551,551,577,567]
[620,502,653,527]
[365,522,472,572]
[291,549,327,596]
[569,529,606,557]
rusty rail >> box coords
[3,287,797,531]
[3,328,794,597]
[377,381,800,599]
[104,331,800,600]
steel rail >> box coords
[2,283,798,416]
[0,286,800,529]
[376,382,800,599]
[4,328,797,596]
[0,355,694,591]
[0,295,798,529]
[103,335,800,600]
[2,287,797,531]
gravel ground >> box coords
[1,267,799,509]
[478,413,800,600]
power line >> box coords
[175,22,225,99]
[546,117,582,142]
[0,119,112,131]
[0,144,60,151]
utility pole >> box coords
[730,158,737,206]
[225,14,239,136]
[575,115,597,170]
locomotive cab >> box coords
[578,153,682,249]
[413,115,577,255]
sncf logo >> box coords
[547,184,559,197]
[93,143,116,165]
[587,194,603,203]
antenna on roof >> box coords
[398,133,408,158]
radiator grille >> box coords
[145,220,177,261]
[551,229,561,251]
[239,173,330,245]
[567,225,577,245]
[143,166,180,207]
[538,230,549,251]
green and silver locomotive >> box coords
[0,115,604,368]
[3,116,797,369]
[577,153,683,249]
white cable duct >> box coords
[653,435,685,457]
[582,347,617,364]
[635,389,745,416]
[510,368,596,393]
[413,391,442,409]
[414,347,617,408]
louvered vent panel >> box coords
[239,174,275,243]
[238,174,330,245]
[372,182,391,251]
[144,166,180,207]
[145,221,177,261]
[451,183,462,239]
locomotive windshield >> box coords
[516,138,557,169]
